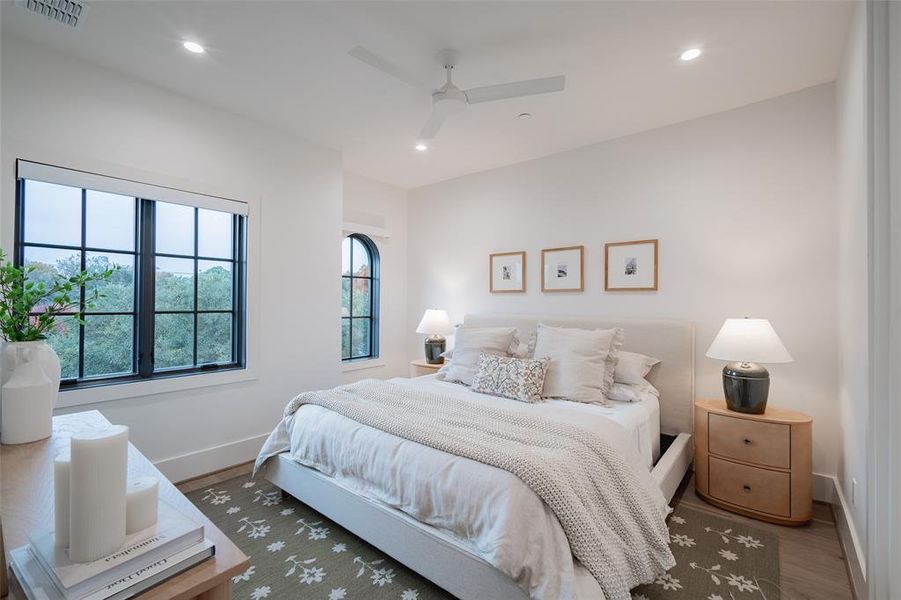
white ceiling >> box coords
[1,1,853,189]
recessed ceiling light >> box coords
[680,48,702,61]
[518,112,532,120]
[415,143,428,152]
[183,41,205,54]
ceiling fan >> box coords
[349,46,566,142]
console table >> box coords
[1,410,248,599]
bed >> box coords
[257,314,694,600]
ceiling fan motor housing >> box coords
[433,86,468,114]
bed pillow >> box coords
[471,352,551,403]
[614,351,661,385]
[534,323,623,403]
[438,326,519,386]
[607,380,660,403]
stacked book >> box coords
[9,502,215,600]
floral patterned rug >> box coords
[187,475,778,600]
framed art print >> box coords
[541,246,584,292]
[605,239,658,291]
[489,251,526,293]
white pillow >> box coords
[438,326,519,386]
[614,351,661,385]
[441,330,534,359]
[607,380,660,403]
[534,323,623,403]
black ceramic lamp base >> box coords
[722,361,770,414]
[423,336,446,364]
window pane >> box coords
[84,315,133,377]
[23,180,81,246]
[351,238,369,276]
[85,252,134,313]
[156,256,194,311]
[45,315,78,379]
[198,209,233,259]
[198,260,232,310]
[341,278,350,317]
[86,190,134,250]
[155,313,194,369]
[351,279,370,317]
[342,237,351,276]
[341,319,350,359]
[155,202,194,255]
[197,313,232,364]
[24,247,81,312]
[351,319,370,358]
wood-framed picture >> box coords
[605,239,658,291]
[489,251,526,293]
[541,245,584,292]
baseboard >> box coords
[154,432,270,483]
[813,473,867,600]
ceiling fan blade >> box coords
[348,46,433,93]
[418,108,447,140]
[464,75,566,104]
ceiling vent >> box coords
[15,0,88,28]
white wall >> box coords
[342,173,409,383]
[408,84,840,476]
[0,36,344,480]
[835,0,869,571]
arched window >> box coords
[341,233,379,360]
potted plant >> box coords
[0,250,113,444]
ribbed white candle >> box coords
[68,425,129,563]
[53,451,70,548]
[125,476,159,534]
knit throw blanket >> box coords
[279,379,675,599]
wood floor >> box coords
[178,463,855,600]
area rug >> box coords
[187,475,779,600]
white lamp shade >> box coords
[706,318,793,363]
[416,309,451,335]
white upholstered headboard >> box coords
[462,314,695,435]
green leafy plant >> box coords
[0,250,115,342]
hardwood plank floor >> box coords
[179,465,855,599]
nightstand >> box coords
[409,359,443,377]
[694,399,812,525]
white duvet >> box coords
[257,376,668,600]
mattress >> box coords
[272,376,665,599]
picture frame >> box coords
[541,245,584,292]
[489,251,526,293]
[605,239,658,291]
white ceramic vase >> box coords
[0,341,61,444]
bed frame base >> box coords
[263,432,692,600]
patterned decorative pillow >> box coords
[471,352,551,403]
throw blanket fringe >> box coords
[259,379,674,600]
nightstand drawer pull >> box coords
[742,485,752,492]
[743,438,752,445]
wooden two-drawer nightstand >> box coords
[694,399,812,526]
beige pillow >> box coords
[614,351,660,385]
[534,323,623,403]
[438,326,519,386]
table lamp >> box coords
[416,309,451,364]
[705,318,793,414]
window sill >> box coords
[56,368,258,409]
[341,359,385,373]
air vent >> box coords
[15,0,88,28]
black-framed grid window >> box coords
[15,161,247,388]
[341,233,379,360]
